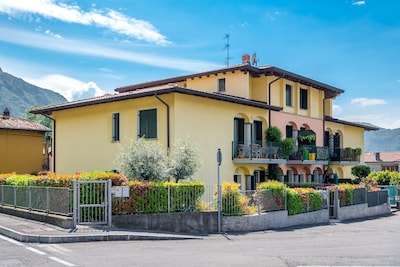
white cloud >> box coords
[332,104,342,116]
[352,1,366,6]
[0,0,170,45]
[44,29,62,39]
[26,74,107,101]
[0,28,220,72]
[351,98,387,106]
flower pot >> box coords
[309,153,316,160]
[303,150,309,160]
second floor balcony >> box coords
[232,141,330,164]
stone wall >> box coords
[112,212,218,234]
[337,203,391,221]
[222,209,329,232]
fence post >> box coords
[107,180,112,227]
[46,187,50,213]
[168,185,171,213]
[73,180,77,228]
[13,186,16,208]
[28,186,32,211]
[334,187,339,219]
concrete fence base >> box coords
[0,205,74,229]
[223,209,329,232]
[337,203,391,221]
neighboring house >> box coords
[364,152,400,172]
[0,108,50,174]
[31,54,377,188]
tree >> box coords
[169,138,202,182]
[351,165,371,182]
[116,137,168,181]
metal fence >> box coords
[0,185,73,216]
[112,185,329,216]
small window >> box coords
[139,109,157,139]
[285,84,293,106]
[218,78,226,92]
[112,113,120,142]
[300,88,308,109]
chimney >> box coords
[2,107,9,120]
[242,54,250,64]
[375,152,381,161]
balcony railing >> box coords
[232,141,284,160]
[329,148,361,162]
[232,142,330,162]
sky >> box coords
[0,0,399,129]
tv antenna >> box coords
[251,52,258,66]
[223,34,232,66]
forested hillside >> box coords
[0,67,67,118]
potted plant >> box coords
[266,126,282,143]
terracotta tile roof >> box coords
[115,63,344,99]
[364,152,400,163]
[31,85,283,115]
[0,115,50,132]
[325,116,379,131]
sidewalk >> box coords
[0,213,204,244]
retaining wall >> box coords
[222,209,329,232]
[337,203,391,221]
[0,205,73,228]
[112,212,218,234]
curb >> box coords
[0,225,203,244]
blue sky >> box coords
[0,0,399,129]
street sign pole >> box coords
[217,149,222,233]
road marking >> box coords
[0,234,76,266]
[26,246,47,255]
[49,256,76,266]
[0,234,24,246]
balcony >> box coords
[232,142,329,164]
[329,147,362,163]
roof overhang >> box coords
[115,64,344,99]
[31,86,282,115]
[325,116,380,131]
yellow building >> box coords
[31,55,377,187]
[0,108,50,174]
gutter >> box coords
[154,94,170,150]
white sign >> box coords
[111,186,130,197]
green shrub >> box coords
[112,180,205,215]
[257,180,286,211]
[287,188,304,215]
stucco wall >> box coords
[0,129,45,174]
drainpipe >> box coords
[42,114,56,173]
[268,76,283,128]
[154,94,170,150]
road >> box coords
[0,212,399,267]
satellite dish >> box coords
[251,53,257,66]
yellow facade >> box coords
[0,129,45,174]
[34,63,375,187]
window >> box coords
[286,125,293,138]
[285,84,293,106]
[300,88,308,109]
[139,109,157,139]
[111,113,120,142]
[217,78,226,92]
[254,120,263,145]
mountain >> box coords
[0,67,67,118]
[364,128,400,152]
